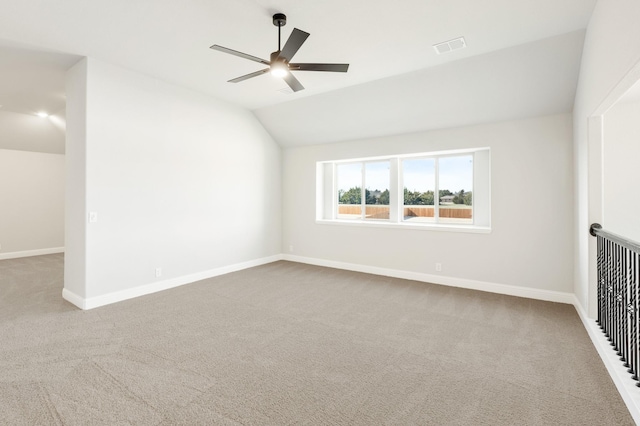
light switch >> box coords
[89,212,98,223]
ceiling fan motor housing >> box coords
[270,51,285,63]
[273,13,286,27]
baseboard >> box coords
[0,247,64,261]
[63,254,284,310]
[573,297,640,424]
[62,288,87,310]
[282,254,575,304]
[64,252,573,308]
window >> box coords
[317,148,490,231]
[402,158,436,223]
[336,161,390,220]
[403,155,473,224]
[336,163,362,219]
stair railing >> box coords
[590,223,640,386]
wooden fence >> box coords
[338,205,390,219]
[404,206,472,219]
[338,204,472,219]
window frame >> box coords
[317,148,491,233]
[401,153,474,226]
[335,160,392,222]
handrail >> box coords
[591,222,640,389]
[590,223,640,254]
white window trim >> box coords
[317,147,491,233]
[315,218,491,233]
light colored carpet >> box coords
[0,254,634,425]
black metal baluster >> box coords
[620,244,626,359]
[609,239,616,348]
[612,239,616,345]
[605,238,612,343]
[611,244,620,353]
[590,224,640,387]
[608,238,613,340]
[635,251,640,385]
[621,246,629,366]
[629,249,638,380]
[617,243,624,355]
[597,235,604,328]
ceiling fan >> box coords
[210,13,349,93]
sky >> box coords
[337,155,473,193]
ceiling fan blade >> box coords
[277,28,310,62]
[282,72,305,92]
[228,68,270,83]
[289,63,349,72]
[210,45,270,65]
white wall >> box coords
[602,100,640,242]
[64,59,88,298]
[65,57,281,305]
[0,109,65,155]
[283,113,574,294]
[573,0,640,315]
[0,148,64,257]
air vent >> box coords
[433,37,466,55]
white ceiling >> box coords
[618,79,640,104]
[0,0,597,151]
[256,30,586,147]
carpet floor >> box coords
[0,254,634,425]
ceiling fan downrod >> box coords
[273,13,287,53]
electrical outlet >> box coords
[289,245,294,252]
[155,268,162,278]
[435,263,442,272]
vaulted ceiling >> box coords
[0,0,598,152]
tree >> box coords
[439,189,453,198]
[404,188,435,205]
[451,189,473,205]
[453,189,465,204]
[404,188,418,205]
[338,187,361,204]
[419,191,435,205]
[339,187,390,205]
[378,189,390,205]
[365,189,376,205]
[463,191,473,206]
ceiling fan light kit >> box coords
[210,13,349,92]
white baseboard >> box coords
[62,288,87,310]
[62,253,572,310]
[282,254,575,304]
[0,247,64,261]
[62,254,284,310]
[573,297,640,424]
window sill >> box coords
[315,219,491,234]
